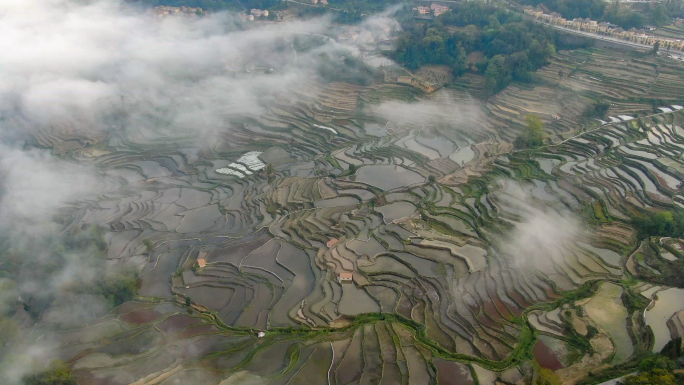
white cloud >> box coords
[495,179,580,270]
[0,0,333,138]
[0,146,98,222]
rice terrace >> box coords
[3,0,684,384]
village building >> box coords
[584,19,598,33]
[412,6,430,15]
[597,22,612,34]
[197,251,208,268]
[326,238,339,248]
[151,6,202,17]
[433,8,449,16]
[339,272,353,282]
[543,12,565,26]
[238,12,255,21]
[526,8,684,52]
[250,9,269,17]
[523,6,543,19]
[431,3,449,16]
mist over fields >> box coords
[0,1,634,384]
[0,1,407,382]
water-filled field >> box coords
[26,46,684,384]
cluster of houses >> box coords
[250,9,269,18]
[238,9,271,21]
[150,6,202,18]
[311,0,329,4]
[525,7,684,51]
[413,3,450,17]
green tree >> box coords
[536,368,562,385]
[632,210,684,239]
[638,354,676,372]
[515,114,545,148]
[584,100,610,118]
[546,43,556,56]
[23,360,76,385]
[452,42,468,76]
[651,41,660,56]
[143,239,153,252]
[98,271,138,307]
[650,4,669,27]
[518,0,606,19]
[660,337,683,359]
[484,55,507,95]
[607,6,645,29]
[393,5,558,94]
[618,369,676,385]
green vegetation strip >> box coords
[178,277,613,372]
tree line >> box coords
[632,210,684,239]
[617,349,684,385]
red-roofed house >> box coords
[327,239,339,248]
[197,251,208,268]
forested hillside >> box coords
[392,3,561,95]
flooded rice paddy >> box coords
[645,288,684,351]
[354,164,425,191]
[584,283,633,364]
[33,53,684,384]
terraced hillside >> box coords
[28,49,684,385]
[455,49,684,143]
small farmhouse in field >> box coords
[339,272,353,282]
[197,251,208,268]
[327,238,339,248]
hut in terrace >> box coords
[339,272,353,282]
[197,251,208,268]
